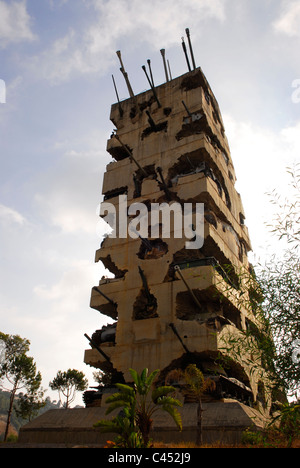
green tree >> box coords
[217,165,300,405]
[0,333,42,442]
[93,369,114,387]
[15,389,46,423]
[257,164,300,399]
[166,364,215,446]
[95,368,182,447]
[49,369,88,408]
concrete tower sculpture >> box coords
[84,32,272,425]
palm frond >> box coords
[145,369,160,388]
[105,399,131,415]
[162,405,182,431]
[93,419,121,434]
[152,385,176,403]
[115,383,135,396]
[159,396,182,407]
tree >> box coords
[15,389,46,423]
[49,369,88,408]
[218,165,300,405]
[0,333,42,442]
[93,369,114,387]
[166,364,215,446]
[95,368,182,447]
[257,164,300,399]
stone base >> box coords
[18,399,267,446]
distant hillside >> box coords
[0,389,62,440]
[0,414,18,439]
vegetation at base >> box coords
[166,364,215,446]
[0,333,89,442]
[94,368,182,448]
[0,389,61,441]
[0,333,44,442]
[216,165,300,409]
[242,402,300,448]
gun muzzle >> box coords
[182,37,191,72]
[142,65,161,108]
[112,74,123,117]
[147,59,154,87]
[116,50,135,98]
[160,48,169,82]
[185,28,196,70]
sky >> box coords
[0,0,299,406]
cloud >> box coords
[30,0,227,84]
[0,0,36,48]
[0,203,27,225]
[273,0,300,37]
[33,260,96,303]
[33,147,107,235]
[223,114,300,257]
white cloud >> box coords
[0,203,27,225]
[33,146,107,235]
[30,0,227,84]
[33,260,96,303]
[224,114,300,258]
[0,0,36,48]
[273,0,300,37]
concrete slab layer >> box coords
[18,399,266,446]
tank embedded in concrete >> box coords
[85,66,273,424]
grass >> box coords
[152,435,300,449]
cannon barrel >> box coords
[160,48,169,82]
[112,132,148,176]
[84,333,111,362]
[185,28,196,70]
[174,265,204,312]
[181,37,191,72]
[142,65,161,107]
[156,166,172,201]
[147,59,154,87]
[116,50,135,98]
[112,74,123,117]
[145,110,157,131]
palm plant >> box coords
[166,364,215,446]
[95,368,182,447]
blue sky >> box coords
[0,0,299,405]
